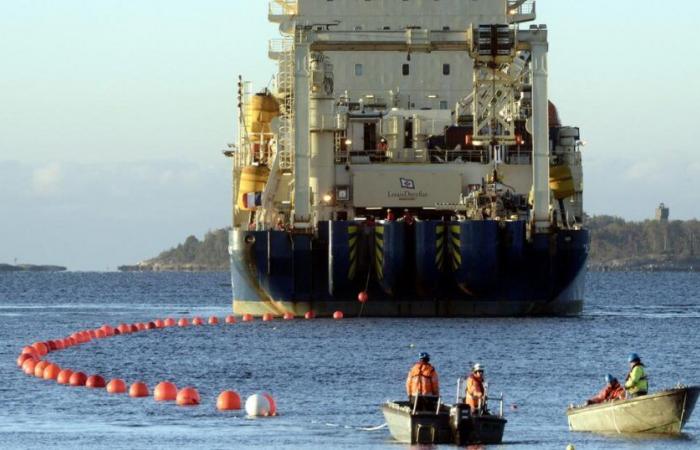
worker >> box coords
[406,352,439,410]
[624,353,648,397]
[466,363,486,414]
[401,209,415,226]
[386,208,395,222]
[586,374,626,405]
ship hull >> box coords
[229,220,588,317]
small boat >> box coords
[566,386,700,434]
[381,378,507,445]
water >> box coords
[1,271,699,449]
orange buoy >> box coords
[136,323,147,331]
[178,318,189,327]
[57,369,74,384]
[216,390,241,411]
[154,319,165,328]
[164,317,176,327]
[66,337,77,347]
[333,311,344,320]
[21,346,39,358]
[358,291,369,303]
[95,329,107,339]
[43,363,61,380]
[242,314,254,322]
[283,312,294,320]
[304,311,315,320]
[154,381,178,401]
[130,324,140,333]
[88,329,98,339]
[106,378,127,394]
[86,375,106,388]
[34,360,49,378]
[117,323,131,334]
[54,339,65,350]
[176,387,200,406]
[129,381,149,398]
[262,313,274,322]
[146,321,156,329]
[47,340,58,351]
[32,342,48,356]
[262,392,277,416]
[17,353,35,367]
[69,372,88,387]
[192,316,204,326]
[225,315,236,324]
[22,358,38,375]
[208,316,219,325]
[100,325,115,336]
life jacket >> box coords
[608,383,626,401]
[406,362,439,396]
[625,363,649,394]
[465,374,485,410]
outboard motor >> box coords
[449,403,472,446]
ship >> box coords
[224,0,589,317]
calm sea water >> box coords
[1,271,699,449]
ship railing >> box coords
[507,0,536,23]
[269,0,298,21]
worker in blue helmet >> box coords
[624,353,648,397]
[405,352,439,410]
[586,374,625,405]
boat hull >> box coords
[381,401,506,445]
[229,220,588,317]
[566,387,700,434]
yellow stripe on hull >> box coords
[233,299,311,317]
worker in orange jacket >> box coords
[466,363,486,414]
[406,352,439,408]
[586,374,626,405]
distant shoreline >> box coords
[0,263,67,272]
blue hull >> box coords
[229,220,589,317]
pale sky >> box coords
[1,1,699,270]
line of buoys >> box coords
[208,316,219,325]
[154,319,165,328]
[225,315,236,324]
[154,381,178,401]
[129,381,149,398]
[164,317,176,327]
[176,387,200,406]
[17,353,35,367]
[283,312,294,320]
[34,360,49,378]
[242,313,254,322]
[333,311,344,320]
[216,390,241,411]
[43,363,61,380]
[304,311,315,320]
[178,318,189,327]
[69,372,87,387]
[106,378,126,394]
[262,313,274,322]
[86,375,106,388]
[192,316,204,326]
[57,369,73,385]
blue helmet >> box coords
[419,352,430,361]
[605,374,616,384]
[628,353,641,363]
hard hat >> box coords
[628,353,641,363]
[419,352,430,361]
[472,363,484,373]
[605,374,615,384]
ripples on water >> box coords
[0,272,699,449]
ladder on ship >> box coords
[277,38,295,172]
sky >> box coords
[1,0,699,270]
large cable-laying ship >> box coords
[225,0,589,317]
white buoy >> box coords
[245,394,270,417]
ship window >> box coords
[443,64,450,75]
[440,101,449,110]
[355,64,363,76]
[402,64,409,76]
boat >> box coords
[224,0,589,317]
[566,386,700,434]
[382,400,507,445]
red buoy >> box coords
[88,329,98,339]
[17,353,35,367]
[283,312,294,320]
[154,319,165,328]
[31,342,48,356]
[216,390,241,411]
[176,387,200,406]
[358,291,369,303]
[154,381,178,401]
[146,321,157,329]
[57,369,74,385]
[262,392,277,416]
[262,313,274,322]
[129,381,149,398]
[22,358,38,376]
[69,372,88,387]
[21,346,39,358]
[304,311,315,320]
[130,324,140,333]
[225,315,236,324]
[100,325,115,336]
[333,311,344,320]
[43,363,61,380]
[164,317,176,327]
[54,339,65,350]
[95,329,107,339]
[33,361,49,378]
[242,314,254,322]
[178,318,189,327]
[86,375,106,388]
[192,317,204,326]
[47,340,58,351]
[106,378,127,394]
[117,323,131,334]
[208,316,219,325]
